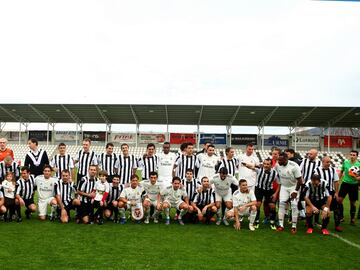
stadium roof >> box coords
[0,104,359,128]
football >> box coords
[348,166,360,177]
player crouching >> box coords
[161,176,189,225]
[142,172,162,224]
[118,174,150,224]
[192,176,217,224]
[92,170,110,225]
[103,175,123,223]
[225,179,257,231]
[304,174,331,235]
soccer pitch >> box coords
[1,201,359,270]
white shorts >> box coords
[164,200,183,211]
[38,197,54,216]
[279,186,299,203]
[215,191,232,202]
[228,207,250,218]
[149,199,159,208]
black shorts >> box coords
[339,182,359,202]
[255,187,274,203]
[58,203,75,216]
[77,173,86,184]
[24,198,35,207]
[329,192,338,211]
[79,202,93,218]
[309,198,327,210]
[4,197,15,207]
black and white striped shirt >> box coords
[300,158,321,183]
[16,176,36,200]
[0,161,20,181]
[54,180,76,206]
[255,168,278,191]
[24,149,49,177]
[305,179,329,202]
[175,154,197,179]
[117,155,138,184]
[75,150,98,176]
[218,157,239,176]
[182,178,201,203]
[98,153,118,176]
[313,166,339,193]
[193,188,216,206]
[77,176,97,203]
[107,183,124,203]
[50,154,74,178]
[138,155,159,180]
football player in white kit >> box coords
[161,176,189,225]
[210,167,238,226]
[157,142,176,189]
[34,165,58,221]
[225,179,257,231]
[142,171,162,224]
[275,152,303,234]
[238,143,260,192]
[195,144,220,181]
[118,174,150,224]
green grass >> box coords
[1,199,360,270]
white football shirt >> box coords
[35,175,57,200]
[274,160,302,188]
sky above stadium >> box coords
[1,0,360,107]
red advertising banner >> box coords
[324,136,352,148]
[170,133,196,144]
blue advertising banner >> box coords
[264,135,288,147]
[199,133,227,145]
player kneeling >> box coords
[54,169,81,223]
[118,174,150,224]
[161,176,189,225]
[225,179,257,231]
[192,177,217,224]
[142,172,162,224]
[103,175,123,223]
[305,174,331,235]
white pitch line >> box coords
[330,232,360,250]
[314,224,360,249]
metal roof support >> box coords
[129,105,139,125]
[60,105,82,124]
[105,123,111,145]
[0,105,30,126]
[326,107,356,127]
[198,106,204,126]
[226,125,232,147]
[291,107,317,128]
[228,106,241,126]
[165,105,170,141]
[0,122,5,132]
[197,124,200,150]
[258,106,279,127]
[95,105,110,124]
[28,104,55,124]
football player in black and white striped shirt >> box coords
[173,143,197,180]
[50,143,75,179]
[138,143,159,181]
[117,143,138,185]
[74,138,98,183]
[54,169,80,223]
[24,138,50,177]
[299,148,321,218]
[98,143,118,182]
[0,155,20,182]
[304,174,331,235]
[313,156,342,232]
[104,175,124,223]
[77,164,98,224]
[15,166,37,221]
[217,147,239,177]
[252,158,278,230]
[192,176,217,224]
[181,169,201,216]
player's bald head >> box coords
[322,156,331,168]
[308,148,318,160]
